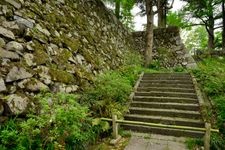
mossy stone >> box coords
[49,68,75,84]
[33,41,50,65]
[53,49,72,65]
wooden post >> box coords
[204,123,211,150]
[112,114,118,139]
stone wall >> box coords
[0,0,134,116]
[133,26,196,68]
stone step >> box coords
[140,80,193,84]
[143,73,191,77]
[139,83,194,88]
[137,87,195,93]
[130,102,199,111]
[135,92,197,99]
[142,76,192,80]
[129,107,201,119]
[124,114,204,128]
[133,96,198,104]
[121,124,204,138]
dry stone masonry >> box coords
[133,27,197,68]
[0,0,134,116]
[0,0,196,118]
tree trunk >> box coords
[115,0,120,19]
[207,0,214,50]
[207,16,214,50]
[145,0,154,67]
[157,0,166,28]
[222,0,225,50]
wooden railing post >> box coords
[112,114,118,139]
[204,123,211,150]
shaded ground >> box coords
[125,132,188,150]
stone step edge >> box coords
[124,114,204,125]
[129,107,201,115]
[131,101,199,107]
[137,87,195,91]
[140,80,193,82]
[121,124,204,138]
[133,96,198,101]
[135,91,197,96]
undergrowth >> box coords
[191,57,225,150]
[1,50,187,149]
[0,93,104,150]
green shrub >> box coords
[185,138,203,150]
[0,93,102,150]
[210,133,225,150]
[81,71,133,117]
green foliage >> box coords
[167,11,187,28]
[80,70,133,117]
[148,60,161,70]
[173,65,186,72]
[185,138,203,150]
[0,93,102,150]
[192,57,225,149]
[103,0,135,30]
[192,58,225,96]
[210,133,225,150]
[184,26,208,52]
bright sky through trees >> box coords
[132,0,185,31]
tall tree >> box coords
[222,0,225,50]
[145,0,154,66]
[157,0,174,27]
[115,0,121,18]
[157,0,166,27]
[182,0,222,50]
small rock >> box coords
[18,79,28,89]
[0,26,15,40]
[47,43,58,55]
[6,41,24,52]
[53,83,78,93]
[181,62,188,66]
[26,41,34,51]
[1,59,10,66]
[65,85,78,93]
[54,30,60,37]
[6,67,32,82]
[24,53,35,66]
[9,85,17,94]
[2,21,19,31]
[186,63,197,69]
[0,48,20,60]
[14,16,34,29]
[56,0,65,5]
[76,54,85,65]
[36,66,52,85]
[6,94,28,115]
[36,24,51,36]
[5,0,21,9]
[0,78,7,92]
[0,38,6,47]
[26,79,49,92]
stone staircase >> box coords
[122,73,205,138]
